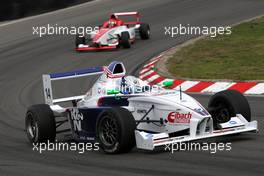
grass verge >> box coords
[167,16,264,81]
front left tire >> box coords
[96,107,136,154]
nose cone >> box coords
[155,92,210,117]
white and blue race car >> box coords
[25,61,258,153]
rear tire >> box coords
[120,32,131,48]
[208,90,251,129]
[139,23,150,39]
[96,107,136,154]
[25,104,56,144]
[75,35,86,48]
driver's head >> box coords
[108,14,118,27]
[108,21,116,27]
[110,14,117,20]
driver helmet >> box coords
[110,14,117,19]
[108,20,116,28]
[108,14,118,27]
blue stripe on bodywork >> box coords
[50,66,103,79]
[68,107,111,141]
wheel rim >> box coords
[214,103,231,123]
[26,113,38,141]
[99,116,118,146]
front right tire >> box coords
[208,90,251,129]
[75,35,86,48]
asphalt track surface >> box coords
[0,0,264,176]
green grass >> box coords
[167,17,264,81]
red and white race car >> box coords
[75,12,150,51]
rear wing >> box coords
[112,11,140,25]
[42,66,104,105]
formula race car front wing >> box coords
[76,45,116,51]
[135,114,258,150]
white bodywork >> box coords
[43,62,258,150]
[77,12,147,50]
[93,25,138,46]
[78,25,139,49]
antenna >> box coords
[180,85,182,100]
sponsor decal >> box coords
[194,108,209,116]
[98,87,101,94]
[97,87,106,95]
[137,109,147,114]
[229,120,237,125]
[145,133,153,139]
[167,112,192,123]
[70,109,84,131]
